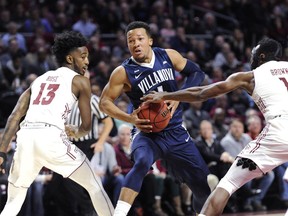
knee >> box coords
[133,154,152,173]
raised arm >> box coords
[142,71,254,103]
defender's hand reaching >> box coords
[141,91,166,104]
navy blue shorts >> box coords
[131,125,211,212]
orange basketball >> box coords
[138,101,171,132]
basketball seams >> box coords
[137,101,170,132]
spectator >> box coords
[212,42,232,69]
[11,3,26,28]
[25,46,57,76]
[0,10,11,32]
[227,89,251,118]
[211,107,229,140]
[246,115,263,140]
[72,8,98,38]
[53,12,71,33]
[160,18,176,43]
[114,124,160,216]
[118,2,135,30]
[169,26,191,54]
[183,101,211,139]
[2,49,27,94]
[22,7,53,33]
[97,1,120,34]
[196,120,234,180]
[193,39,212,73]
[230,28,246,61]
[90,141,124,207]
[2,21,27,53]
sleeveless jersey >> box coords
[24,67,78,130]
[123,47,182,130]
[252,61,288,121]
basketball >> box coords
[138,100,171,132]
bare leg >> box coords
[113,187,139,216]
[0,183,28,216]
[200,187,230,216]
[118,187,139,204]
[69,158,114,216]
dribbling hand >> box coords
[131,106,152,133]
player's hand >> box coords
[65,124,79,139]
[112,165,122,176]
[130,106,152,133]
[91,142,104,153]
[165,100,178,117]
[141,91,166,104]
[0,154,7,174]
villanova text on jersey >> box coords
[123,47,182,130]
[138,68,174,94]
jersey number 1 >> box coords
[279,77,288,90]
[33,83,60,105]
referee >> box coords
[68,93,114,160]
[44,72,114,216]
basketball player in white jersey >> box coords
[142,37,288,215]
[0,31,114,216]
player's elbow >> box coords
[99,97,111,113]
[99,98,105,113]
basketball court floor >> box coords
[223,209,286,216]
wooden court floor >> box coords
[223,209,286,216]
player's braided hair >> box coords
[51,31,88,65]
[125,21,152,37]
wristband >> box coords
[0,152,6,161]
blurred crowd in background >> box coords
[0,0,288,215]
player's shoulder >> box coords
[111,65,127,79]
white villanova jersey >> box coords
[24,67,78,130]
[252,61,288,121]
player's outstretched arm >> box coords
[0,88,31,173]
[142,72,253,103]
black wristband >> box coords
[0,151,7,171]
[0,152,7,160]
[0,152,7,161]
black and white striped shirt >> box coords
[67,94,108,142]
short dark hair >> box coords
[125,21,151,37]
[256,38,282,61]
[51,31,88,65]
